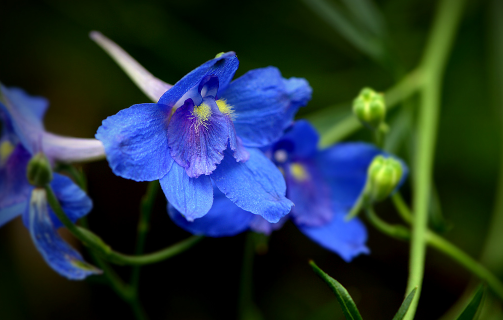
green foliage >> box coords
[309,261,363,320]
[391,287,417,320]
[457,285,485,320]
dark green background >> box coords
[0,0,501,319]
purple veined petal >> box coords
[275,120,319,160]
[160,162,213,221]
[42,133,105,163]
[221,67,312,148]
[96,103,174,181]
[167,187,253,237]
[0,143,32,215]
[47,174,93,229]
[90,31,172,102]
[158,52,238,107]
[25,188,101,280]
[0,85,48,154]
[285,160,333,227]
[298,212,369,262]
[168,98,229,178]
[212,148,293,223]
[249,214,289,236]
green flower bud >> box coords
[27,153,53,187]
[353,87,386,130]
[367,155,402,202]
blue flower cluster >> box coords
[0,33,408,279]
[0,85,102,279]
[169,120,386,261]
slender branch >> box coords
[392,193,413,224]
[366,208,503,302]
[106,236,203,266]
[44,184,203,266]
[130,181,159,292]
[405,1,467,319]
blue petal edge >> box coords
[212,148,293,223]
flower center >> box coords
[0,140,14,166]
[290,162,308,181]
[216,99,234,118]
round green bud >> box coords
[367,155,403,202]
[353,87,386,130]
[27,153,53,187]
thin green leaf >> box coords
[340,0,385,37]
[392,287,417,320]
[457,284,485,320]
[309,261,363,320]
[301,0,383,61]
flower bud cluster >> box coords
[353,87,386,130]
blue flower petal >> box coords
[47,174,93,229]
[96,103,174,181]
[285,161,333,227]
[168,98,229,178]
[0,144,31,214]
[158,52,238,107]
[26,189,101,279]
[277,120,319,160]
[298,212,369,262]
[160,162,213,221]
[282,77,313,121]
[168,187,253,237]
[212,148,293,223]
[222,67,312,147]
[0,85,48,154]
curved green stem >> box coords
[392,193,413,224]
[107,235,203,266]
[426,232,503,300]
[130,181,159,292]
[405,0,467,319]
[366,208,503,302]
[44,184,203,266]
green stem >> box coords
[426,232,503,301]
[405,1,467,319]
[130,181,159,292]
[366,208,503,302]
[366,208,410,240]
[239,232,256,320]
[318,68,421,147]
[44,184,203,266]
[392,193,413,224]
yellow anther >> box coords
[193,103,212,128]
[0,140,14,164]
[216,99,235,118]
[290,163,309,181]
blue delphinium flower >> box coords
[93,33,312,223]
[169,120,407,262]
[0,85,103,279]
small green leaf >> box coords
[457,284,485,320]
[309,261,363,320]
[392,287,417,320]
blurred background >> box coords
[1,0,502,319]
